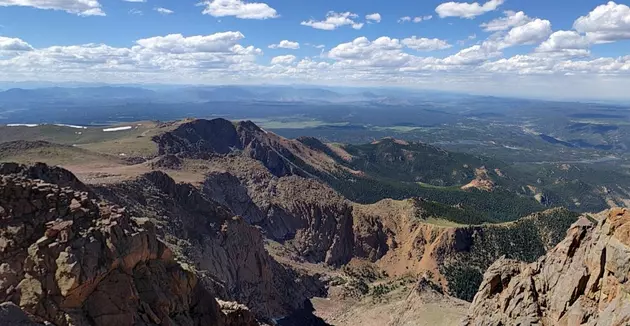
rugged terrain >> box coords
[464,208,630,326]
[1,117,629,325]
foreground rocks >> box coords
[0,162,285,325]
[464,208,630,326]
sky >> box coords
[1,0,630,100]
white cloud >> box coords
[305,43,326,49]
[481,11,532,31]
[574,1,630,43]
[328,36,412,68]
[0,0,105,16]
[402,37,452,51]
[136,32,247,53]
[398,15,432,23]
[501,19,552,47]
[442,43,501,65]
[366,13,381,23]
[3,19,630,100]
[128,8,142,15]
[155,7,174,15]
[536,30,590,56]
[457,33,477,45]
[200,0,278,19]
[436,0,504,19]
[271,55,296,65]
[0,36,33,52]
[269,40,300,49]
[301,11,364,30]
[414,15,433,22]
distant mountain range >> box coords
[0,85,474,105]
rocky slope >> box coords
[0,162,259,325]
[152,118,345,178]
[352,200,579,300]
[0,162,331,325]
[92,169,326,321]
[464,208,630,326]
[195,155,355,267]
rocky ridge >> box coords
[464,208,630,326]
[0,162,259,325]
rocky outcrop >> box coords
[94,170,326,321]
[464,208,630,326]
[152,119,307,177]
[200,156,355,266]
[0,163,257,326]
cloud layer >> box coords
[0,0,104,16]
[1,1,630,99]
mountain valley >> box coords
[1,117,629,325]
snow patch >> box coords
[7,124,38,127]
[54,124,88,129]
[103,126,132,132]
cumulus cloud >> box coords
[136,32,246,53]
[436,0,504,19]
[301,11,364,30]
[271,55,296,65]
[0,36,33,52]
[2,11,630,101]
[399,15,432,23]
[327,36,411,67]
[155,7,174,15]
[574,1,630,43]
[366,13,381,23]
[481,11,532,31]
[402,37,452,51]
[501,19,552,47]
[200,0,278,19]
[0,0,105,16]
[536,30,590,56]
[442,43,501,65]
[269,40,300,49]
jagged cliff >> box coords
[198,155,355,266]
[0,162,258,325]
[94,170,325,320]
[464,208,630,326]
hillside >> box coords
[2,118,627,220]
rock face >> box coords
[94,169,326,321]
[464,208,630,326]
[199,156,355,266]
[0,163,259,326]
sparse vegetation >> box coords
[441,208,579,301]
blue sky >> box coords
[1,0,630,99]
